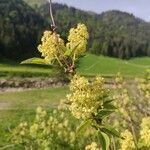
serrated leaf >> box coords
[100,126,120,138]
[98,131,110,150]
[76,119,91,137]
[21,58,50,65]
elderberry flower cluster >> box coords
[67,75,109,120]
[12,122,28,144]
[38,23,89,64]
[137,69,150,100]
[85,142,100,150]
[12,107,76,149]
[67,23,89,55]
[38,31,65,62]
[120,130,135,150]
[139,117,150,148]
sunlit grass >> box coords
[0,54,149,78]
[77,54,149,77]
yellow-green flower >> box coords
[67,23,89,56]
[120,130,135,150]
[38,31,65,62]
[85,142,100,150]
[139,117,150,148]
[67,75,109,120]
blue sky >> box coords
[53,0,150,21]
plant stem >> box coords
[112,136,116,150]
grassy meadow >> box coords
[77,54,150,77]
[0,54,149,147]
[0,58,54,78]
[0,54,149,78]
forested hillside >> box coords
[39,3,150,59]
[23,0,47,8]
[0,0,48,60]
[0,0,150,60]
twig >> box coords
[49,0,56,32]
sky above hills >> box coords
[53,0,150,21]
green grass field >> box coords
[77,54,150,77]
[0,61,53,78]
[128,57,150,66]
[0,54,149,78]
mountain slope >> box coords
[0,1,150,60]
[23,0,47,8]
[39,3,150,59]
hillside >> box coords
[0,0,150,60]
[0,0,48,60]
[23,0,47,8]
[39,3,150,59]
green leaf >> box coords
[103,103,117,110]
[21,58,50,65]
[103,100,116,110]
[76,119,91,137]
[64,43,80,57]
[98,131,110,150]
[100,126,120,138]
[97,109,114,119]
[103,99,114,105]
